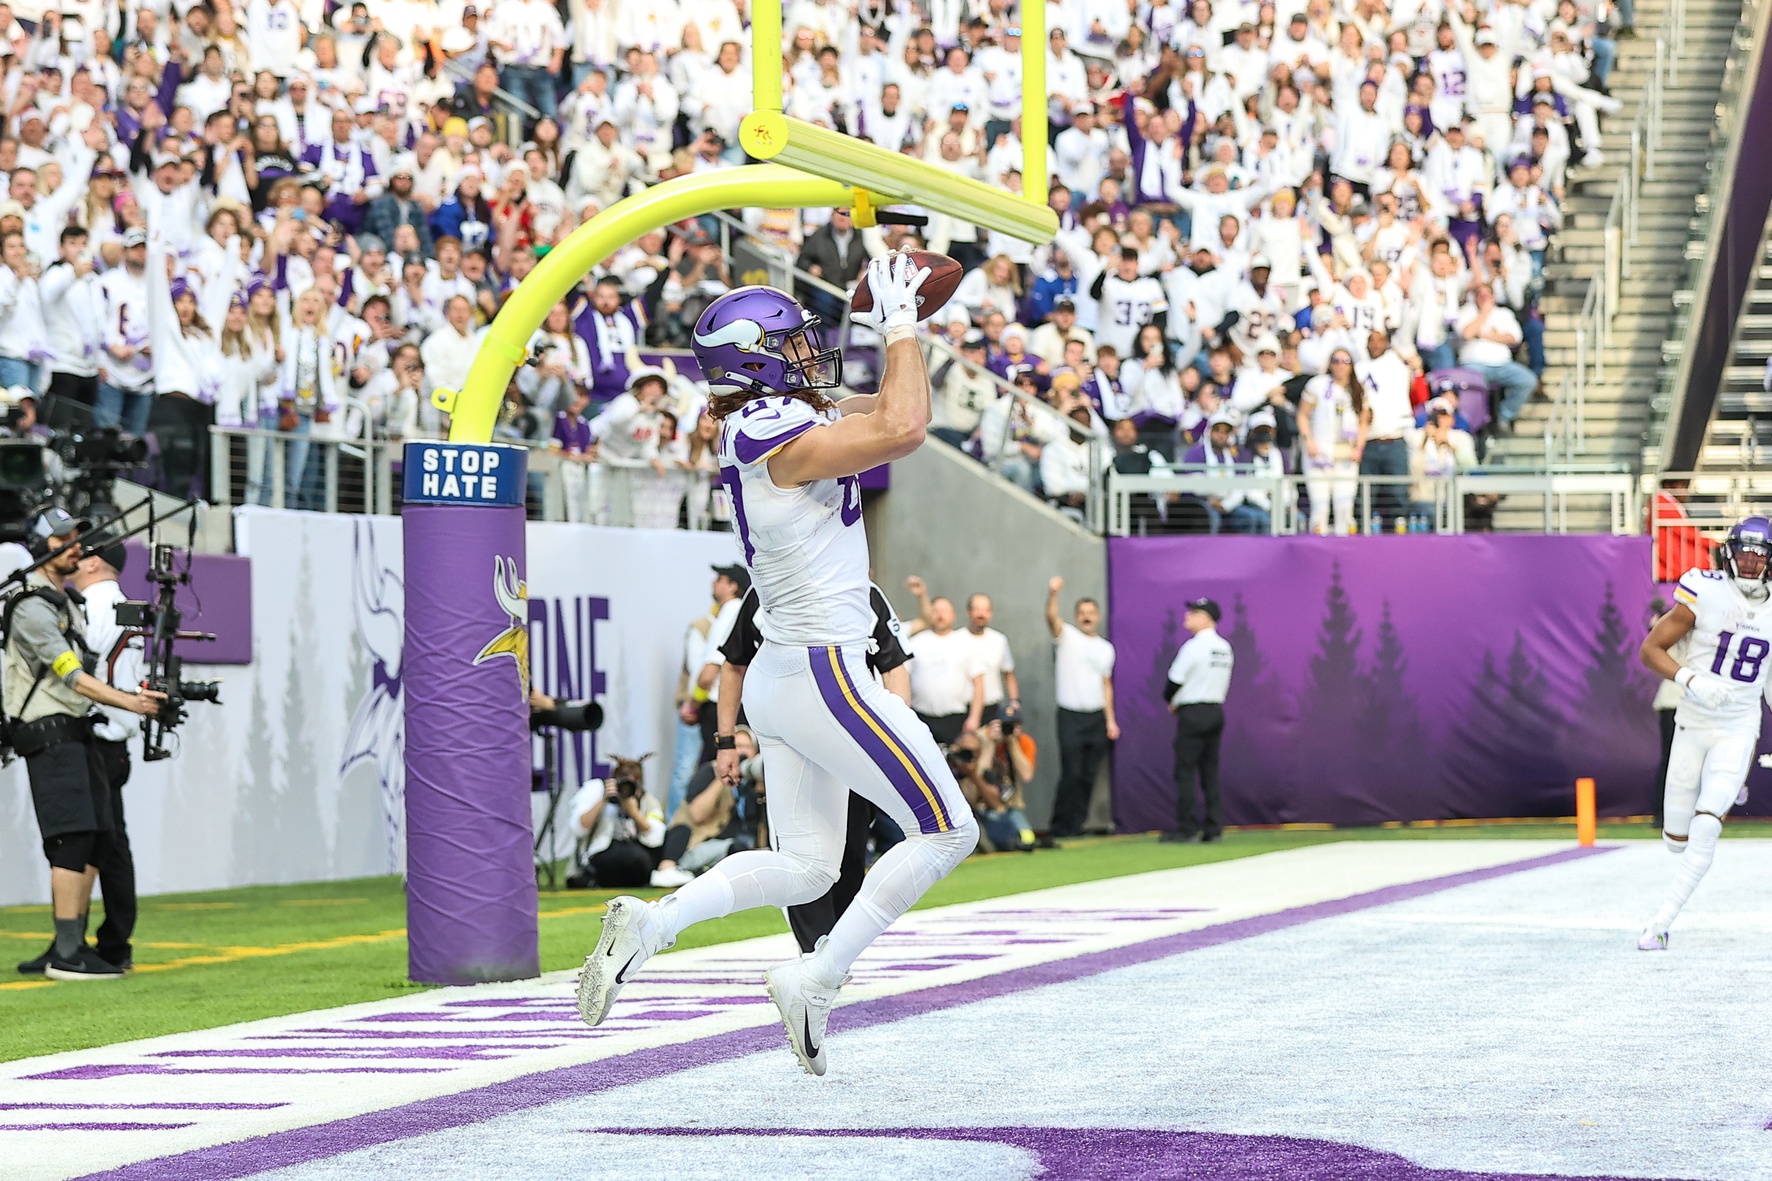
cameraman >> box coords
[8,511,162,980]
[564,755,665,889]
[949,709,1037,853]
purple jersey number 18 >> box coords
[1709,630,1770,683]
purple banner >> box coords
[118,544,253,665]
[1109,536,1660,830]
[402,502,538,984]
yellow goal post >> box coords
[439,0,1058,443]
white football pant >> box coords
[1652,721,1755,931]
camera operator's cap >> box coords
[712,563,751,593]
[122,227,147,247]
[1186,597,1222,623]
[33,507,90,544]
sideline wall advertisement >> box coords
[1109,535,1669,832]
[0,509,739,907]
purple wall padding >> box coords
[119,544,253,665]
[402,504,538,983]
[1108,535,1660,830]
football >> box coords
[849,251,965,323]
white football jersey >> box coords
[1673,567,1772,727]
[717,396,874,647]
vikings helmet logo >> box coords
[474,555,530,695]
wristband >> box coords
[884,324,917,346]
[691,686,710,703]
[714,734,737,751]
[1674,668,1695,689]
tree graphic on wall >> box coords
[1145,606,1181,713]
[1221,591,1295,821]
[1364,600,1421,763]
[1449,633,1571,815]
[272,537,329,881]
[1557,581,1660,813]
[1300,562,1373,819]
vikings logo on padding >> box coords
[474,554,530,695]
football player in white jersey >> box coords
[575,254,977,1074]
[1636,517,1772,950]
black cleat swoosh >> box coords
[802,1011,820,1058]
[614,950,641,985]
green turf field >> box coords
[3,822,1759,1064]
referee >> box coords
[1161,598,1234,845]
[712,580,915,954]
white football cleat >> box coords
[649,865,693,888]
[577,896,665,1027]
[764,953,847,1077]
[1637,927,1670,952]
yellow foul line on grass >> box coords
[0,904,608,990]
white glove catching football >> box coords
[852,250,931,332]
[1677,667,1732,711]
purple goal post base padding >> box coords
[401,443,539,984]
[1107,534,1684,831]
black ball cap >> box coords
[1186,597,1222,623]
[713,563,751,593]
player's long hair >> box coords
[707,387,835,420]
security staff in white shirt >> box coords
[1162,598,1233,844]
[1046,575,1118,839]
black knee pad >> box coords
[43,831,96,872]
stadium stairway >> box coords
[1684,213,1772,467]
[1488,0,1741,528]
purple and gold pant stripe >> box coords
[809,645,952,834]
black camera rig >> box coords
[112,541,221,761]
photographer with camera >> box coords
[8,510,163,980]
[948,707,1038,854]
[564,754,665,890]
[647,727,764,890]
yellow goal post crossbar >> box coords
[442,2,1056,443]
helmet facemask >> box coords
[769,318,841,391]
[1729,538,1771,594]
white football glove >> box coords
[1678,668,1732,711]
[851,250,931,332]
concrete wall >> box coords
[864,442,1109,827]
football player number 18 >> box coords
[1710,631,1770,683]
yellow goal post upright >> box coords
[436,0,1058,442]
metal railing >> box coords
[439,57,542,149]
[1647,469,1772,575]
[208,419,734,530]
[1554,28,1664,459]
[1108,469,1640,537]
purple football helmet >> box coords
[691,286,841,395]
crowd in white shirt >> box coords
[0,0,1606,523]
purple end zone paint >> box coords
[590,1126,1700,1181]
[79,847,1611,1181]
[402,496,539,985]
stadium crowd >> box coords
[0,0,1618,529]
